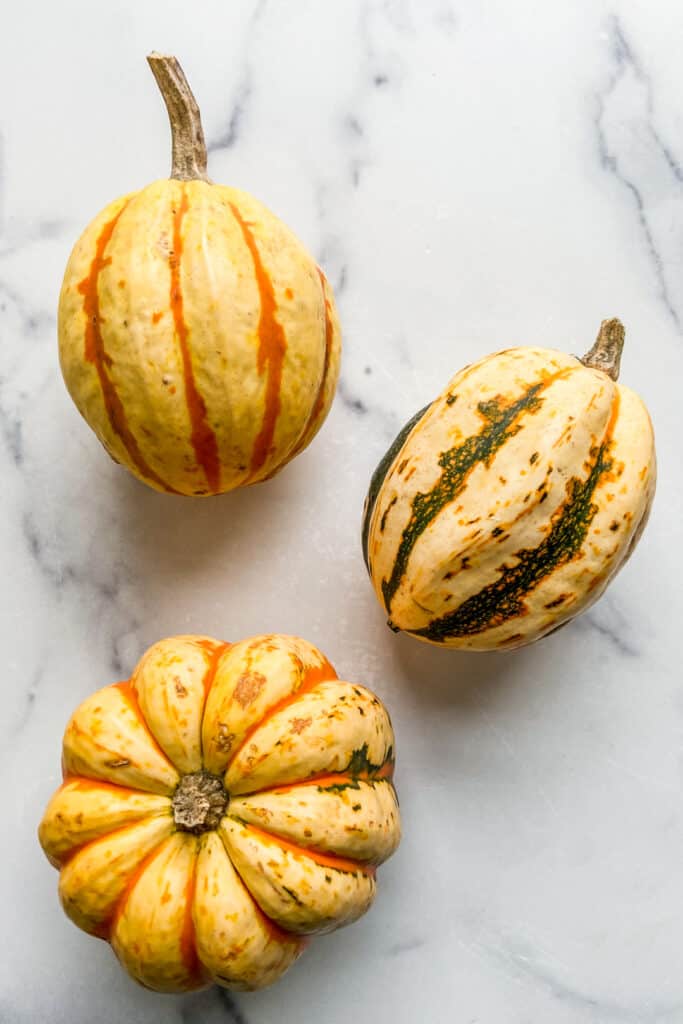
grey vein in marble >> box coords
[489,939,683,1023]
[596,15,683,332]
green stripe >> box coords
[410,440,613,642]
[380,381,550,612]
[361,403,432,569]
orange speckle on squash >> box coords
[152,311,164,324]
[285,287,294,300]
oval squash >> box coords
[58,55,340,496]
[362,320,656,650]
[38,634,399,992]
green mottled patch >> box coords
[362,404,432,569]
[318,743,394,793]
[411,441,613,642]
[381,381,550,611]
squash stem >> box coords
[147,52,209,182]
[171,771,228,833]
[581,318,624,381]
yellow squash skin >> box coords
[38,634,399,993]
[58,182,341,496]
[58,55,341,496]
[363,330,656,651]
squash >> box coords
[38,634,399,992]
[362,320,655,650]
[58,55,341,496]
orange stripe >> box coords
[114,680,179,773]
[214,829,307,948]
[58,812,170,873]
[78,204,177,494]
[604,388,621,441]
[58,776,164,799]
[226,657,337,769]
[253,899,308,949]
[197,640,231,699]
[235,821,376,877]
[106,835,171,940]
[179,842,204,984]
[229,202,288,477]
[170,187,221,493]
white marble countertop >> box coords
[2,2,682,1021]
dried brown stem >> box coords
[147,52,209,182]
[581,318,625,381]
[172,772,228,833]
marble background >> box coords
[1,1,682,1021]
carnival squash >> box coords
[58,55,340,495]
[362,320,656,650]
[38,634,399,992]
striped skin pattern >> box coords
[58,181,341,496]
[38,635,399,993]
[363,344,656,650]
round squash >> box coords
[58,54,341,496]
[362,320,656,650]
[38,634,399,992]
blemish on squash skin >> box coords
[379,495,397,533]
[544,593,569,609]
[152,311,164,324]
[233,671,267,709]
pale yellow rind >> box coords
[39,633,401,993]
[284,269,342,462]
[202,634,335,777]
[367,347,656,649]
[58,815,173,935]
[193,832,302,990]
[62,684,179,795]
[230,779,400,864]
[58,181,340,495]
[225,680,394,796]
[57,193,135,470]
[111,833,201,993]
[221,819,376,935]
[39,779,170,867]
[131,635,223,773]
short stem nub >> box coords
[147,52,209,182]
[581,318,625,381]
[172,771,228,834]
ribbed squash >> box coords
[38,634,399,992]
[58,55,340,496]
[362,320,656,650]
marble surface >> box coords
[1,1,682,1021]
